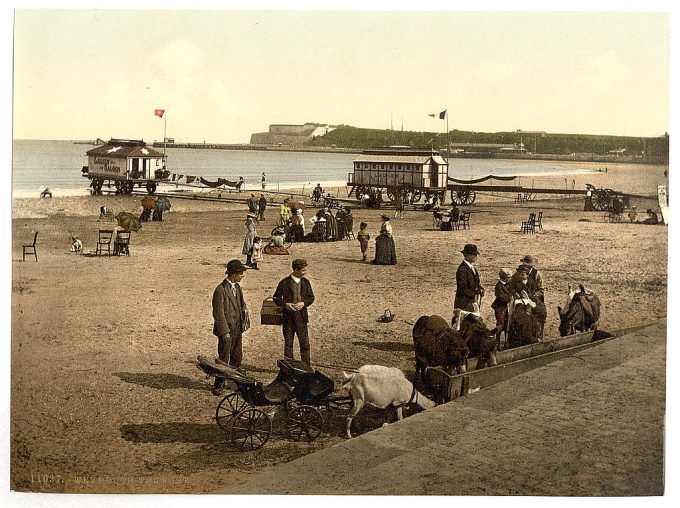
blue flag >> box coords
[439,110,447,120]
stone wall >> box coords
[250,123,321,146]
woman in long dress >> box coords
[242,213,258,266]
[372,214,397,265]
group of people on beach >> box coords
[456,244,546,349]
[212,237,545,391]
[211,195,406,384]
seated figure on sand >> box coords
[264,227,289,255]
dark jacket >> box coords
[508,274,540,301]
[454,261,482,311]
[273,275,315,324]
[491,280,513,311]
[212,279,249,337]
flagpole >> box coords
[445,109,450,162]
[163,111,167,160]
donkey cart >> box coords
[196,356,352,451]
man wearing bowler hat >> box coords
[454,244,484,312]
[211,259,250,394]
[273,259,315,365]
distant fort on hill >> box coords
[250,123,336,147]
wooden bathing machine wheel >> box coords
[450,186,477,205]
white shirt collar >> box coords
[463,259,476,272]
[291,274,301,284]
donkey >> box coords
[558,284,601,336]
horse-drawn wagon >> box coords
[196,356,352,450]
[585,183,630,212]
[81,138,170,195]
[346,147,448,205]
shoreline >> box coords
[9,162,643,201]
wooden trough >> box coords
[426,325,648,402]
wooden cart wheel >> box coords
[146,181,157,195]
[457,188,471,205]
[215,391,248,430]
[449,188,465,205]
[386,187,399,203]
[465,190,477,205]
[229,408,272,451]
[285,405,324,442]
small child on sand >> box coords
[357,221,370,262]
[251,236,263,270]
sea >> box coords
[11,139,600,198]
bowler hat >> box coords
[499,268,512,279]
[520,255,535,266]
[461,244,480,255]
[292,258,308,270]
[226,259,247,274]
[381,214,390,221]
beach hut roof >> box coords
[354,154,433,164]
[354,154,447,165]
[87,141,164,158]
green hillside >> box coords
[307,125,651,155]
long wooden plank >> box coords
[426,324,653,401]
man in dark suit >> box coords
[273,258,315,364]
[454,244,484,312]
[211,259,250,394]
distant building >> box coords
[250,123,336,146]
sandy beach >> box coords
[10,162,668,493]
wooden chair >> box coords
[459,211,471,230]
[521,213,536,234]
[22,232,38,262]
[114,231,131,256]
[535,211,544,231]
[96,229,114,256]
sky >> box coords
[10,6,670,143]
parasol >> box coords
[141,196,157,210]
[116,212,142,232]
[155,196,171,212]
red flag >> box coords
[428,113,436,118]
[154,109,165,118]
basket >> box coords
[261,297,283,326]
